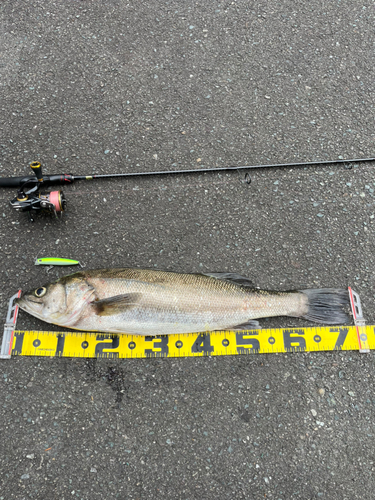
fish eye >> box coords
[35,287,47,297]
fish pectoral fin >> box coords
[202,272,256,288]
[229,320,261,330]
[91,293,141,316]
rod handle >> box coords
[0,176,32,188]
[0,174,75,188]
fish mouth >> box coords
[15,294,44,320]
[16,295,41,306]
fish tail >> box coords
[298,288,350,325]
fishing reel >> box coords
[9,162,67,222]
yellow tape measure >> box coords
[0,288,370,359]
[3,325,372,359]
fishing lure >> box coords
[35,257,82,267]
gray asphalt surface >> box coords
[1,1,375,499]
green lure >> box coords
[35,257,81,267]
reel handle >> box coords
[30,161,43,182]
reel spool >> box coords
[39,190,67,212]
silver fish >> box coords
[15,268,350,335]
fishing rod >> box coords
[1,157,374,221]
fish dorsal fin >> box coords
[91,293,141,316]
[203,272,255,288]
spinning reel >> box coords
[9,162,67,222]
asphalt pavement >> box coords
[1,1,375,499]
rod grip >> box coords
[0,176,32,188]
[0,174,75,188]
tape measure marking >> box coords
[6,325,373,359]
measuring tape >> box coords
[0,288,371,359]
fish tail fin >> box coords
[299,288,350,325]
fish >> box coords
[15,268,350,335]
